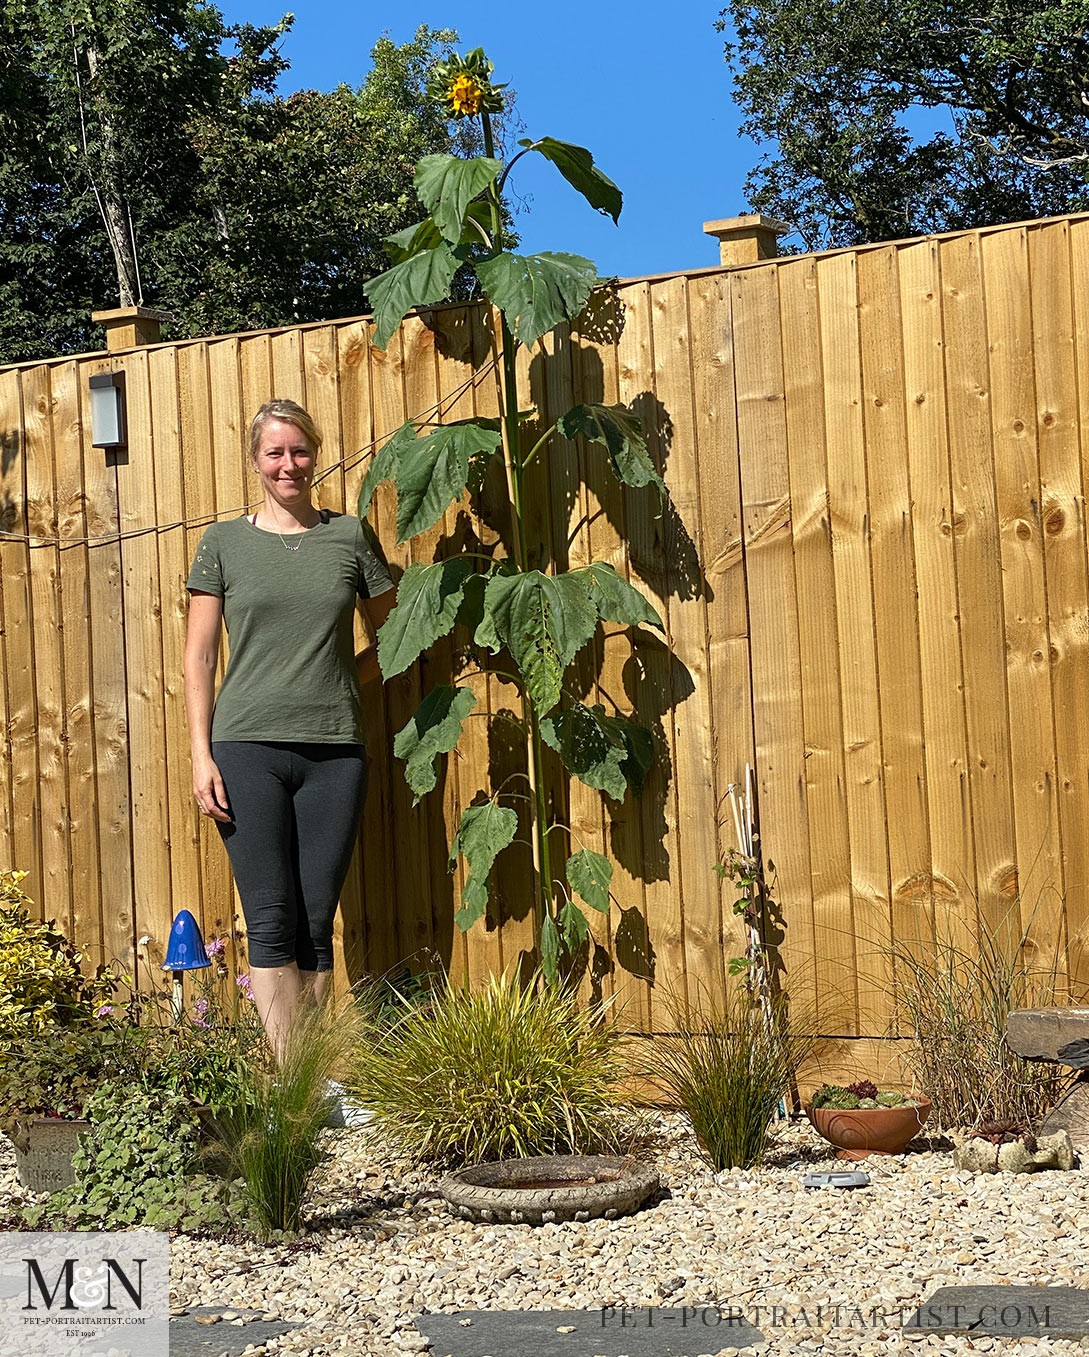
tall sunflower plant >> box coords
[362,48,666,985]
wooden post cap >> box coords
[703,214,792,266]
[91,305,174,352]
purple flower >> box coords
[94,1005,114,1018]
[236,973,255,1001]
[205,936,225,959]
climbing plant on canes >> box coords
[362,48,666,984]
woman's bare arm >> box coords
[355,588,397,686]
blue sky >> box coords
[218,1,765,279]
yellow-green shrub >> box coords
[0,869,128,1043]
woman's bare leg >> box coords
[298,970,332,1005]
[248,963,305,1064]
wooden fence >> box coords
[5,211,1089,1058]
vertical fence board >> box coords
[816,251,893,1034]
[618,281,685,1027]
[572,289,650,1026]
[52,361,102,957]
[731,265,818,1023]
[857,247,932,1017]
[1067,218,1089,985]
[117,351,173,976]
[778,257,857,1033]
[939,234,1018,939]
[649,277,723,1014]
[981,228,1064,947]
[898,241,978,954]
[689,274,752,988]
[23,366,71,933]
[1030,222,1086,986]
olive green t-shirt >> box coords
[185,510,395,743]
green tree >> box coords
[718,0,1089,250]
[361,49,663,985]
[0,7,501,362]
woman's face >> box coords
[252,418,316,507]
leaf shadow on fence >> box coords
[397,302,708,994]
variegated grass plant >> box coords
[345,966,649,1167]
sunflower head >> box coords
[428,47,507,120]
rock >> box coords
[952,1129,1075,1173]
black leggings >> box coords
[210,741,369,971]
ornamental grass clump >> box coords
[883,902,1076,1128]
[347,967,644,1166]
[211,989,371,1238]
[652,985,815,1172]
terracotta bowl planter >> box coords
[805,1098,932,1160]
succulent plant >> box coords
[811,1081,920,1110]
[847,1079,878,1101]
[811,1084,858,1109]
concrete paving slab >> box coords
[415,1306,765,1356]
[169,1304,301,1356]
[905,1286,1089,1337]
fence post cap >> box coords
[703,214,792,265]
[91,305,175,352]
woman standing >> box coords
[183,398,395,1067]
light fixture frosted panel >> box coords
[89,371,126,447]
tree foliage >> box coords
[718,0,1089,249]
[0,7,503,362]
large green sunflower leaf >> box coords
[475,570,597,713]
[598,710,655,796]
[518,137,622,224]
[358,420,418,518]
[383,201,493,263]
[377,558,476,678]
[541,703,628,802]
[393,685,477,805]
[540,911,561,984]
[450,801,519,930]
[566,848,613,913]
[414,154,502,244]
[367,243,460,351]
[574,561,663,630]
[394,422,502,543]
[557,402,665,497]
[475,251,598,349]
[558,900,591,953]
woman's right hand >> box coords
[193,755,232,822]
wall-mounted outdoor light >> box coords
[88,371,127,448]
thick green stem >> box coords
[481,112,556,948]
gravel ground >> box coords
[3,1114,1089,1357]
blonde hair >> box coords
[248,399,323,462]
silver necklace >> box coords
[252,509,322,551]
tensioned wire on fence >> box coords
[0,355,499,548]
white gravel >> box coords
[4,1113,1089,1357]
